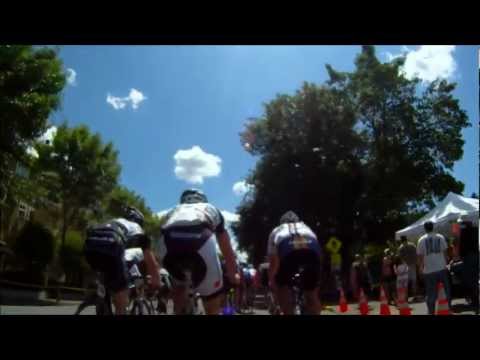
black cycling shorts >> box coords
[85,249,129,293]
[275,249,321,291]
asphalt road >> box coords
[1,297,477,315]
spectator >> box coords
[398,235,419,301]
[416,221,451,315]
[350,254,372,300]
[393,255,409,302]
[457,220,479,314]
[380,249,396,305]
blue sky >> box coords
[50,45,479,217]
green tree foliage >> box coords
[0,45,66,191]
[61,230,90,286]
[104,185,165,244]
[33,123,121,252]
[236,46,470,264]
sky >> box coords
[48,45,479,222]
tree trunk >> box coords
[61,205,68,253]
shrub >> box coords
[14,221,55,273]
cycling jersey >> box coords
[268,222,321,291]
[162,203,225,234]
[268,222,320,259]
[159,202,226,299]
[84,218,147,293]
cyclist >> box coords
[84,206,160,315]
[243,264,256,312]
[159,189,240,315]
[267,211,322,315]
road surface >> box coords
[1,297,477,315]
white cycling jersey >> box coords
[113,218,144,237]
[124,248,144,263]
[267,222,318,257]
[162,203,225,232]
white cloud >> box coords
[106,94,128,110]
[106,88,147,110]
[174,146,222,184]
[128,88,147,109]
[232,180,254,197]
[66,68,77,86]
[387,46,457,83]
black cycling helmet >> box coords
[279,211,300,224]
[124,206,145,227]
[180,189,208,204]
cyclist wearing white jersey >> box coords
[159,189,240,315]
[84,206,160,315]
[267,211,322,315]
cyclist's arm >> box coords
[128,233,160,288]
[217,230,239,284]
[144,249,161,288]
[268,254,279,289]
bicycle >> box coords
[182,270,204,315]
[291,267,306,315]
[76,264,153,315]
[127,264,154,315]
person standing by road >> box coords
[398,236,419,301]
[394,255,409,302]
[380,249,396,305]
[416,221,451,315]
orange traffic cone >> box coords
[358,288,369,315]
[379,286,391,315]
[338,288,349,313]
[435,282,451,315]
[397,287,411,315]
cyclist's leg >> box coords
[108,252,130,315]
[171,283,188,314]
[203,293,223,315]
[304,288,321,315]
[302,251,322,315]
[112,289,129,315]
[276,285,294,314]
[275,255,295,315]
[197,235,224,315]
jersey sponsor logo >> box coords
[425,236,442,255]
[290,235,311,250]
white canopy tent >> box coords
[395,192,479,242]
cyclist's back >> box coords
[83,206,160,314]
[268,211,322,315]
[159,189,239,315]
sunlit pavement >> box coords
[2,297,477,315]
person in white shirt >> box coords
[393,256,409,299]
[416,221,451,315]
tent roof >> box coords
[395,192,479,240]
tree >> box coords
[0,45,66,191]
[34,123,121,254]
[104,185,165,243]
[236,46,470,264]
[236,82,365,264]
